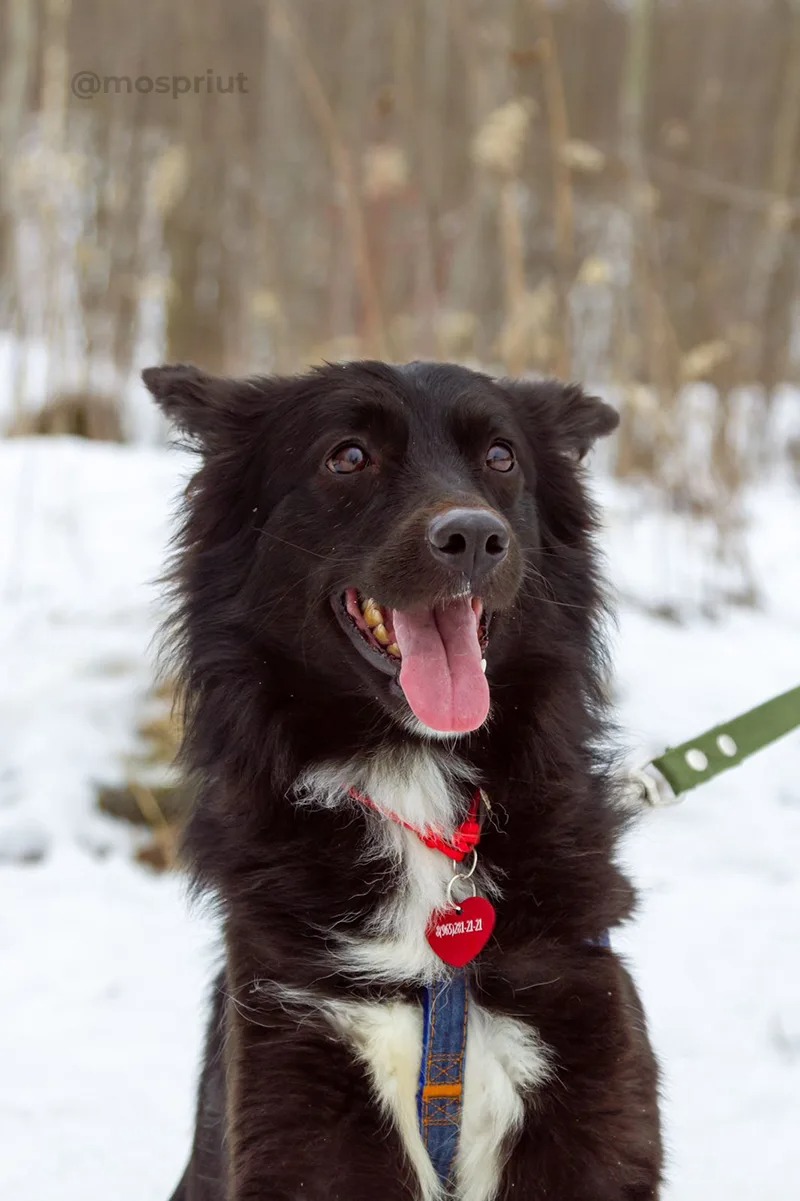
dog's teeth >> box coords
[481,658,487,673]
[363,604,383,629]
[387,642,401,658]
[373,623,390,645]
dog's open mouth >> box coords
[334,588,490,734]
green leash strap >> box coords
[637,684,800,804]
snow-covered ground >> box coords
[1,437,798,1200]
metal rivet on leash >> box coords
[716,734,737,757]
[684,748,708,771]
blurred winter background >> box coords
[1,0,799,1197]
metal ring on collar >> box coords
[446,874,477,910]
[450,848,478,879]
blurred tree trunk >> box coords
[529,0,575,378]
[163,0,228,373]
[615,0,657,478]
[164,157,228,374]
[0,0,35,327]
[755,0,800,407]
[40,0,72,404]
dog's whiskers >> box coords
[256,527,364,563]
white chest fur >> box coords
[292,750,551,1201]
[326,993,550,1201]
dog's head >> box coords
[144,360,617,739]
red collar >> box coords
[348,786,483,862]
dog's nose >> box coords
[427,508,510,579]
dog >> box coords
[143,359,662,1201]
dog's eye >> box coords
[326,443,370,474]
[485,442,515,472]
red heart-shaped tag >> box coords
[426,895,496,967]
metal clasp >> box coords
[445,847,479,912]
[625,765,680,809]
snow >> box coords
[0,853,216,1197]
[1,436,798,1199]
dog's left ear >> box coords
[505,378,619,460]
[142,362,263,452]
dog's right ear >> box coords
[142,363,262,451]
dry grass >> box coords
[95,680,188,872]
[7,392,126,441]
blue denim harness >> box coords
[417,971,469,1188]
[417,932,611,1187]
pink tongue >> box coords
[392,598,489,733]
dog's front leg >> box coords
[494,966,662,1201]
[224,994,423,1201]
[495,1092,662,1201]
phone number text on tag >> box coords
[435,916,484,938]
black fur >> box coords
[145,360,661,1201]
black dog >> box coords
[144,360,661,1201]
